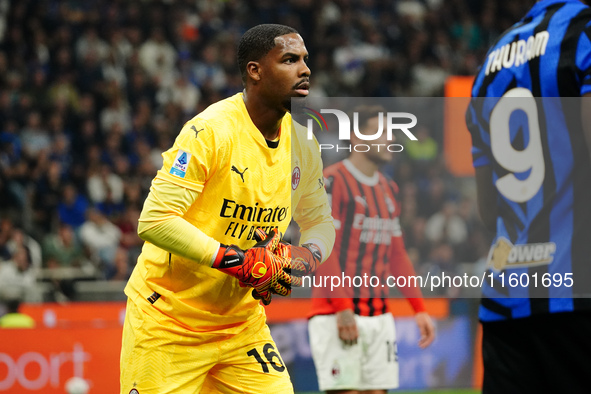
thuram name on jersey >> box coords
[485,31,550,76]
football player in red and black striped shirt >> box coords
[309,105,435,394]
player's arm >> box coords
[389,234,435,348]
[581,94,591,165]
[475,165,497,233]
[138,177,291,303]
[289,146,336,275]
[578,19,591,161]
[466,98,497,233]
[318,173,355,309]
[138,177,220,264]
[137,120,224,265]
[315,172,358,343]
[289,201,334,275]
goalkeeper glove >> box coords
[276,241,322,276]
[212,229,292,305]
[251,239,322,304]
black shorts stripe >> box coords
[481,298,512,319]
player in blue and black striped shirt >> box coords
[466,0,591,392]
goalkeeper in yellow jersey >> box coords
[120,24,335,394]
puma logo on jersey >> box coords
[191,125,203,138]
[231,165,248,182]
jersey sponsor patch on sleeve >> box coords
[170,150,191,178]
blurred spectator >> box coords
[0,246,39,302]
[42,222,88,300]
[0,119,27,209]
[333,32,390,88]
[417,177,448,218]
[47,72,79,112]
[100,90,131,134]
[411,54,449,96]
[192,44,227,92]
[108,247,131,281]
[425,201,468,246]
[42,223,85,269]
[404,216,432,264]
[4,226,42,273]
[126,69,157,110]
[79,208,121,276]
[108,28,133,66]
[20,111,50,159]
[404,126,439,162]
[138,27,177,86]
[57,183,89,229]
[86,163,124,215]
[75,26,109,63]
[157,74,201,116]
[116,206,142,255]
[102,49,127,88]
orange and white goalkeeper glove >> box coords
[212,229,292,305]
[251,234,323,304]
[275,241,322,277]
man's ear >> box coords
[246,61,262,82]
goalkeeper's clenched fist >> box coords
[212,229,292,304]
[276,241,322,276]
[251,231,323,304]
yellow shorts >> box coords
[120,299,293,394]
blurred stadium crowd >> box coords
[0,0,534,302]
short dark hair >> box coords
[237,24,299,83]
[350,105,386,132]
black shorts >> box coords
[482,311,591,394]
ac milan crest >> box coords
[292,166,301,190]
[331,361,340,378]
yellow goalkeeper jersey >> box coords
[125,93,331,333]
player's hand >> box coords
[336,309,358,346]
[252,241,320,303]
[249,230,303,305]
[212,229,292,304]
[275,241,322,276]
[414,312,436,348]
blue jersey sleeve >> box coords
[466,99,492,167]
[578,23,591,95]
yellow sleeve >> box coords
[293,138,335,263]
[138,177,220,266]
[297,205,335,264]
[156,118,224,193]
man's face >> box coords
[354,115,395,165]
[258,33,310,112]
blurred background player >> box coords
[120,24,334,394]
[308,105,435,394]
[466,0,591,392]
